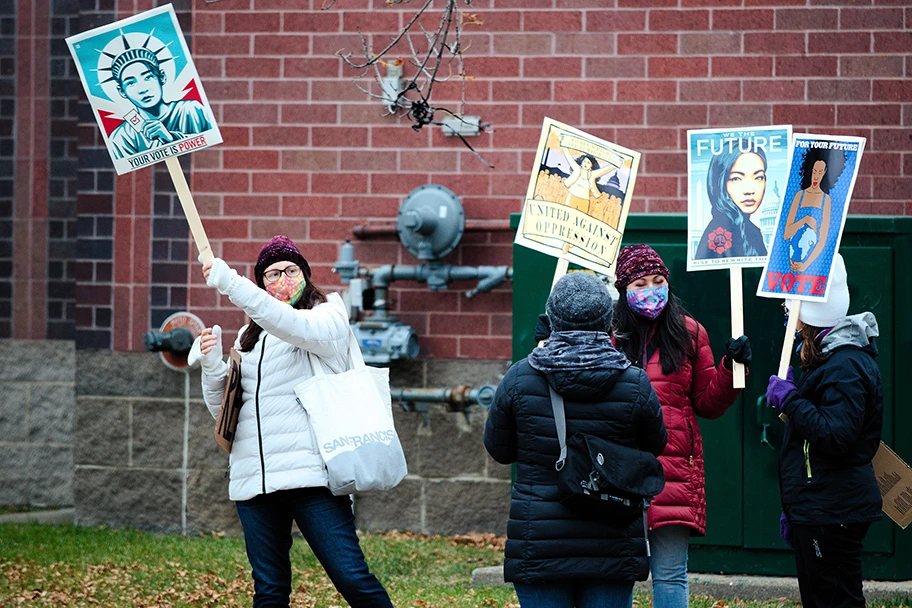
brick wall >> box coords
[178,0,911,359]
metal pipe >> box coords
[390,384,497,410]
[353,220,512,239]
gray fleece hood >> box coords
[820,312,879,355]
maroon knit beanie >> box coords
[254,235,311,288]
[614,244,669,289]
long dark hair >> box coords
[238,275,327,353]
[799,147,846,193]
[706,139,767,257]
[613,286,695,375]
[798,323,829,371]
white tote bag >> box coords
[294,329,407,496]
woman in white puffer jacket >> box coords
[195,235,393,608]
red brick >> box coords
[194,57,223,79]
[340,196,399,218]
[712,56,772,78]
[681,32,740,55]
[311,34,363,56]
[460,243,514,266]
[712,9,773,30]
[858,152,901,175]
[341,10,401,33]
[873,80,912,102]
[872,177,912,200]
[521,103,580,126]
[493,33,553,55]
[618,0,676,6]
[251,172,309,193]
[462,197,524,220]
[585,57,646,78]
[252,126,310,146]
[459,337,511,359]
[648,199,687,213]
[555,33,616,54]
[617,34,678,55]
[808,32,870,54]
[285,196,342,218]
[680,80,740,102]
[807,80,871,101]
[253,80,310,101]
[224,196,280,217]
[340,149,397,172]
[584,104,644,126]
[398,290,462,313]
[841,8,904,29]
[254,34,310,55]
[194,34,251,56]
[468,56,521,78]
[524,11,582,32]
[281,103,337,124]
[775,8,838,29]
[838,105,900,127]
[643,152,687,174]
[773,104,835,126]
[428,79,491,103]
[493,80,552,102]
[372,126,431,149]
[708,104,773,126]
[397,150,459,172]
[682,0,741,5]
[523,57,581,78]
[586,10,647,32]
[617,128,679,149]
[430,313,490,336]
[205,80,251,102]
[369,172,429,194]
[224,150,279,170]
[637,175,680,197]
[460,151,519,173]
[311,172,369,194]
[223,103,279,124]
[225,11,280,33]
[775,56,837,77]
[419,337,459,358]
[491,313,512,336]
[616,80,676,102]
[553,81,614,102]
[743,32,805,54]
[203,218,250,240]
[647,104,708,126]
[490,174,528,197]
[284,11,341,33]
[309,219,360,241]
[282,150,339,171]
[873,31,911,53]
[219,126,251,147]
[905,153,912,175]
[311,126,369,147]
[284,58,340,78]
[842,56,903,78]
[649,9,710,30]
[649,57,709,78]
[471,10,522,32]
[743,79,805,101]
[193,171,250,193]
[193,13,222,33]
[226,57,281,78]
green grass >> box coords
[0,524,909,607]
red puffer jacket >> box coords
[643,316,741,535]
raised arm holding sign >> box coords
[66,4,222,262]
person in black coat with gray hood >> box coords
[484,272,667,608]
[767,253,883,608]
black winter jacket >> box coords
[778,313,884,526]
[484,332,667,584]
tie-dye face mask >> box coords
[626,285,669,320]
[266,275,306,306]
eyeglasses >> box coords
[263,264,302,284]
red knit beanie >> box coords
[614,244,669,288]
[254,235,311,288]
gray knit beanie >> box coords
[546,272,614,333]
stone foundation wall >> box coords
[71,351,511,536]
[0,341,75,507]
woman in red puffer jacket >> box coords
[612,244,752,608]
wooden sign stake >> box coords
[729,267,746,389]
[777,299,802,422]
[166,157,213,264]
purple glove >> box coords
[780,512,793,549]
[766,367,796,411]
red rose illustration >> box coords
[708,227,733,255]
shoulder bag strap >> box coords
[306,326,364,377]
[548,385,568,471]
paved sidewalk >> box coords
[471,565,912,602]
[0,508,74,525]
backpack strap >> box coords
[548,386,568,471]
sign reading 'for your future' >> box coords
[66,4,222,175]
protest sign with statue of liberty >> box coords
[757,133,865,303]
[515,118,641,278]
[66,3,222,176]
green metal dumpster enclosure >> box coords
[511,213,912,580]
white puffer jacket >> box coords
[201,266,350,502]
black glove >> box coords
[723,335,752,369]
[534,313,551,342]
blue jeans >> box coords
[649,525,690,608]
[235,487,392,608]
[514,580,634,608]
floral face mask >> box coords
[626,285,669,320]
[266,275,306,306]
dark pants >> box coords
[235,487,393,608]
[791,522,872,608]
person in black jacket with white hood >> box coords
[484,272,667,608]
[767,253,883,608]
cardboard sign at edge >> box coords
[873,441,912,530]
